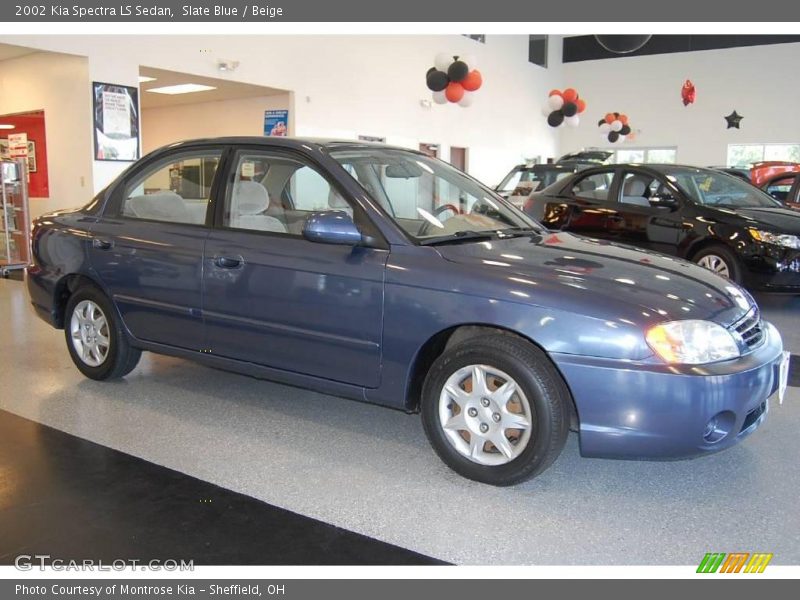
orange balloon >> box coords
[576,98,587,114]
[604,113,615,124]
[562,88,578,103]
[549,89,562,97]
[462,70,483,92]
[619,114,629,125]
[445,82,465,103]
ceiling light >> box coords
[138,76,157,83]
[146,84,216,95]
[0,124,15,130]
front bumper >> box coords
[742,244,800,293]
[551,322,785,459]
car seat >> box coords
[230,181,287,233]
[128,191,191,223]
[620,178,651,207]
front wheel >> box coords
[64,284,141,380]
[421,333,570,486]
[692,245,742,283]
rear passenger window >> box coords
[122,150,221,224]
[571,172,614,201]
[223,152,352,236]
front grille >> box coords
[732,307,765,351]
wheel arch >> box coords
[404,324,579,429]
[51,273,107,329]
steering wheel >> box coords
[418,204,462,237]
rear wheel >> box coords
[64,285,141,380]
[692,245,742,283]
[420,333,570,486]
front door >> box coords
[89,146,224,349]
[202,147,387,388]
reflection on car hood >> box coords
[436,232,753,327]
[731,207,800,234]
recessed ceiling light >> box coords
[138,76,157,83]
[146,84,216,95]
[0,124,15,130]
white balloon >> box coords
[547,95,564,111]
[565,115,580,127]
[611,120,623,132]
[435,52,453,72]
[461,53,478,71]
[541,103,552,117]
[458,92,474,107]
[432,90,448,105]
[599,122,611,134]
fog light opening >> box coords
[703,411,736,444]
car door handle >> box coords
[214,255,244,269]
[92,238,114,250]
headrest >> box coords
[624,178,647,197]
[232,181,269,215]
[129,191,189,221]
[578,180,596,191]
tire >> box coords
[420,333,570,486]
[64,284,141,380]
[692,245,742,283]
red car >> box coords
[762,172,800,210]
[751,161,800,187]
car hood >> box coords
[435,232,753,327]
[728,207,800,233]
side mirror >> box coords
[302,211,363,245]
[650,193,678,209]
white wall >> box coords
[560,42,800,166]
[0,51,94,217]
[1,34,564,193]
[142,94,292,154]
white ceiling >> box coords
[139,67,287,109]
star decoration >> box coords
[725,111,743,129]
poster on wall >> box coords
[92,81,140,161]
[263,110,289,136]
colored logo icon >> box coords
[697,553,773,573]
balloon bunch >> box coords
[425,53,483,107]
[597,112,631,143]
[541,88,586,128]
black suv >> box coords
[525,164,800,292]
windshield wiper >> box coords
[419,230,497,246]
[496,226,544,238]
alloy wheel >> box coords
[69,300,111,367]
[697,254,731,278]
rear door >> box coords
[539,168,618,236]
[89,145,225,349]
[201,146,388,387]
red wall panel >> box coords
[0,110,49,198]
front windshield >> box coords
[664,167,782,208]
[330,147,541,242]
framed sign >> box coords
[263,110,289,137]
[92,81,140,161]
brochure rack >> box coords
[0,158,31,277]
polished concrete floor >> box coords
[1,279,798,565]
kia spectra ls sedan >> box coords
[27,138,791,485]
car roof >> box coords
[158,136,421,154]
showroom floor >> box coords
[0,278,798,565]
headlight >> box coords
[748,228,800,249]
[646,320,739,364]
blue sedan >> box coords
[27,138,790,485]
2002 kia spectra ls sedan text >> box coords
[27,138,791,485]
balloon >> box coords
[445,82,465,103]
[426,69,449,92]
[604,113,615,124]
[435,52,453,72]
[542,104,553,117]
[447,60,469,83]
[618,135,627,142]
[549,89,562,97]
[608,131,620,143]
[619,114,629,125]
[458,92,474,107]
[547,94,565,111]
[620,124,632,136]
[611,120,623,132]
[547,110,565,127]
[562,88,578,103]
[576,98,587,113]
[432,90,448,105]
[599,122,611,134]
[562,102,578,117]
[681,79,696,106]
[461,69,482,91]
[461,53,477,71]
[565,115,580,127]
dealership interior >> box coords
[0,34,799,566]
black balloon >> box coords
[426,69,449,92]
[594,35,652,54]
[608,131,620,143]
[426,66,436,76]
[548,110,565,127]
[447,60,469,83]
[597,119,605,126]
[562,102,578,117]
[620,124,631,135]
